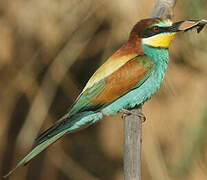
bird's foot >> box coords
[119,108,146,122]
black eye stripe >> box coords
[139,26,170,38]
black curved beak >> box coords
[169,19,207,33]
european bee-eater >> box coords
[5,18,206,177]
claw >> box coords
[119,108,146,122]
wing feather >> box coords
[69,55,155,116]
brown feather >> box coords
[129,18,161,41]
[83,18,160,91]
[91,59,146,104]
[113,18,161,58]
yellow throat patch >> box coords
[142,32,176,48]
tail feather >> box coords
[4,111,103,178]
[35,114,69,145]
[4,129,68,178]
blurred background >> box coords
[0,0,207,179]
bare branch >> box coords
[124,105,142,180]
[151,0,177,19]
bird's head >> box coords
[129,18,206,49]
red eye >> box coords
[153,26,159,32]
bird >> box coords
[4,18,206,177]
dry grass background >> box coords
[0,0,207,179]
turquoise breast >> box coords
[101,45,169,115]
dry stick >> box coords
[123,0,176,180]
[124,105,143,180]
[151,0,176,19]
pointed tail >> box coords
[4,111,103,178]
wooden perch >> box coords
[123,0,177,180]
[124,105,143,180]
[151,0,176,19]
